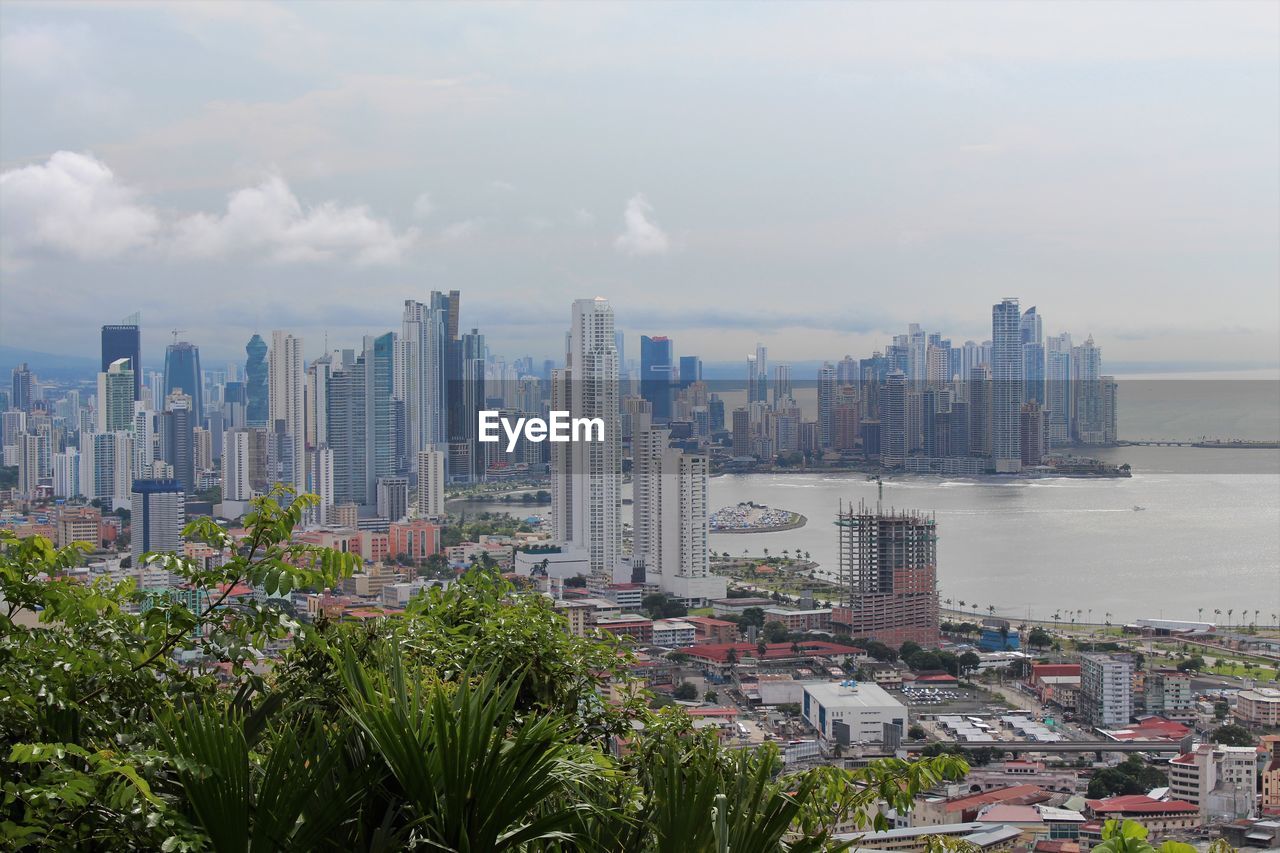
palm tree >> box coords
[1197,607,1204,622]
[1228,608,1234,630]
[958,600,967,612]
[944,598,953,609]
[987,605,996,618]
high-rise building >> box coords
[326,355,367,506]
[223,427,268,501]
[268,330,305,492]
[376,476,409,522]
[97,358,135,433]
[833,500,940,646]
[880,371,908,467]
[747,343,768,405]
[401,293,452,458]
[447,328,486,482]
[131,479,185,565]
[817,362,836,450]
[1079,652,1134,729]
[17,432,43,496]
[1020,402,1045,467]
[311,445,335,524]
[551,298,621,578]
[53,448,81,499]
[244,334,268,428]
[632,427,724,603]
[678,355,702,389]
[161,391,195,494]
[1072,336,1106,444]
[1021,307,1045,407]
[10,363,34,412]
[163,341,203,425]
[772,363,793,406]
[1045,333,1073,447]
[991,298,1023,473]
[416,448,445,519]
[101,319,141,401]
[639,335,674,423]
[730,407,751,458]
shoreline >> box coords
[710,511,808,534]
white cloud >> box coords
[0,152,416,268]
[439,219,482,242]
[0,151,160,267]
[412,192,436,219]
[170,175,417,265]
[613,193,669,256]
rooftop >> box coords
[802,680,904,710]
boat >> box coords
[1132,505,1146,511]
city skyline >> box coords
[1,2,1277,366]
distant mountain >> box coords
[0,345,100,381]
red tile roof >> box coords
[677,640,861,663]
[942,785,1050,812]
[1030,664,1081,678]
[1085,795,1198,815]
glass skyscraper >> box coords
[163,341,203,424]
[101,322,141,401]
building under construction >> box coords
[832,499,940,647]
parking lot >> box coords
[894,684,999,715]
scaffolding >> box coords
[834,498,939,646]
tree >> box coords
[1028,626,1052,651]
[740,606,766,629]
[1210,724,1253,747]
[673,682,698,701]
[704,690,719,704]
[899,641,923,661]
[1214,698,1230,720]
[0,490,970,850]
[763,620,789,644]
[908,724,926,740]
[1177,655,1205,672]
[958,651,981,678]
[1086,756,1168,798]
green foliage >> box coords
[1210,723,1253,746]
[762,620,789,644]
[673,682,698,701]
[644,592,689,620]
[1086,756,1168,799]
[1093,818,1235,853]
[0,489,972,850]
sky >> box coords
[1,1,1277,369]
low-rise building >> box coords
[761,607,832,633]
[964,761,1084,795]
[683,616,738,644]
[801,680,906,745]
[1082,795,1200,838]
[554,600,593,637]
[1236,687,1280,728]
[912,784,1052,827]
[594,614,653,643]
[1144,669,1195,724]
[1027,663,1081,704]
[651,619,696,647]
[1168,743,1259,821]
[1261,735,1280,815]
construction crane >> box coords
[171,329,185,343]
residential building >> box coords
[1079,653,1134,729]
[632,427,724,603]
[97,358,135,433]
[1168,743,1258,821]
[831,500,939,646]
[268,330,305,492]
[131,479,184,565]
[1236,687,1280,728]
[415,448,445,519]
[991,298,1023,473]
[551,298,621,579]
[651,619,697,647]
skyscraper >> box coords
[10,363,34,412]
[639,335,674,423]
[991,298,1023,473]
[268,330,304,492]
[678,355,702,389]
[401,292,452,458]
[551,298,620,578]
[817,362,836,449]
[1045,333,1073,447]
[632,427,724,603]
[416,448,445,519]
[833,500,940,647]
[1072,335,1105,444]
[747,343,768,405]
[97,358,135,433]
[447,328,486,482]
[1021,306,1045,407]
[326,355,367,506]
[101,318,141,401]
[163,341,204,425]
[161,391,195,494]
[243,334,267,428]
[880,371,908,467]
[131,479,185,565]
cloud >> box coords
[411,192,436,219]
[0,152,417,268]
[170,175,418,265]
[439,219,482,242]
[0,151,160,267]
[613,193,670,256]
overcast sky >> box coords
[1,1,1277,368]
